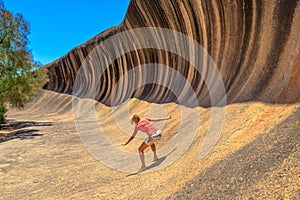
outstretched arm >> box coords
[149,116,172,122]
[122,128,138,146]
[122,136,134,146]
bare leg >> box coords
[138,142,149,170]
[151,143,158,161]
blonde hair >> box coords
[130,113,140,124]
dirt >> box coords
[0,90,299,199]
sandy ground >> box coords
[0,90,299,199]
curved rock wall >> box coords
[45,0,300,106]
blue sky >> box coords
[4,0,130,65]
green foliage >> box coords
[0,105,6,123]
[0,0,48,122]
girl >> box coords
[122,113,171,172]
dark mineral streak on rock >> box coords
[44,0,300,107]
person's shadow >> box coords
[126,148,177,177]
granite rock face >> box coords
[44,0,300,107]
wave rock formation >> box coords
[44,0,300,106]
